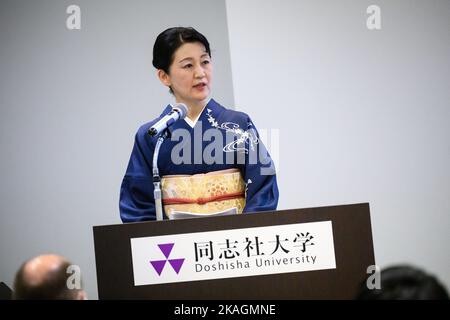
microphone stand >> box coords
[152,128,170,221]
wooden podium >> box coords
[93,203,374,299]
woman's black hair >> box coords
[152,27,211,74]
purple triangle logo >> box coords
[150,260,166,276]
[168,259,185,274]
[150,243,185,276]
[158,243,174,259]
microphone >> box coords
[148,103,188,136]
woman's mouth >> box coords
[193,83,207,90]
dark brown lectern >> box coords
[93,203,374,299]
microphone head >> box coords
[173,103,188,119]
[148,127,158,136]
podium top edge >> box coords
[93,202,370,230]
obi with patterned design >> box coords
[161,168,245,216]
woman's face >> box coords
[159,42,212,106]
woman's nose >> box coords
[194,65,206,78]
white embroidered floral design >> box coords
[206,108,259,153]
[245,178,253,197]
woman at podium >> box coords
[119,27,279,222]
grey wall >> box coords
[0,0,234,299]
[226,0,450,289]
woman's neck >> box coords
[177,98,210,121]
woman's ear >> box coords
[157,69,171,87]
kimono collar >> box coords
[171,98,211,128]
[159,99,223,135]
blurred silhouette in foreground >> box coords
[356,265,449,300]
[13,254,87,300]
[0,282,12,300]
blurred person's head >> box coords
[356,265,449,300]
[13,254,86,300]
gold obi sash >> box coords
[161,168,245,217]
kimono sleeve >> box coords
[242,116,279,213]
[119,129,156,222]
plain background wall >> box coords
[226,0,450,289]
[0,0,234,299]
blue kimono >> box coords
[119,99,279,222]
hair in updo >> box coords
[152,27,211,74]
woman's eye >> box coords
[202,60,210,65]
[183,64,193,69]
